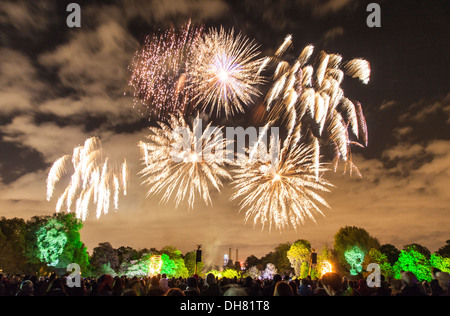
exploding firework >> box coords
[189,27,266,118]
[149,255,163,276]
[46,137,128,221]
[263,37,370,175]
[128,21,203,120]
[231,127,333,231]
[139,113,233,209]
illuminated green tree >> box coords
[334,226,380,275]
[55,213,89,272]
[430,253,450,273]
[404,243,431,258]
[36,218,67,266]
[160,251,189,278]
[393,248,432,281]
[344,246,365,275]
[159,253,188,278]
[161,253,177,276]
[25,213,90,274]
[362,248,394,278]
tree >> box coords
[287,239,311,277]
[362,248,394,278]
[90,242,119,274]
[160,246,189,278]
[116,246,139,275]
[344,245,365,275]
[379,244,400,266]
[116,246,139,265]
[403,243,431,258]
[430,253,450,274]
[260,263,277,280]
[0,217,27,273]
[334,226,380,274]
[160,253,189,278]
[244,255,261,270]
[272,243,293,275]
[393,247,432,281]
[184,250,204,276]
[436,240,450,258]
[35,218,67,266]
[25,213,90,275]
[222,268,240,279]
[316,244,335,278]
[54,213,89,273]
[245,266,260,279]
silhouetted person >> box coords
[183,277,200,296]
[262,274,282,296]
[16,280,34,296]
[147,276,164,296]
[274,281,293,296]
[396,272,426,296]
[201,273,222,296]
[321,272,348,296]
[165,288,185,296]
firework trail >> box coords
[139,113,233,209]
[128,21,203,120]
[262,37,370,175]
[231,127,333,231]
[46,137,128,221]
[189,27,266,118]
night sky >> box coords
[0,0,449,266]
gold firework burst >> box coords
[46,137,128,221]
[139,113,233,208]
[231,129,333,231]
[189,27,266,118]
[263,39,370,175]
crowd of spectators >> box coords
[0,268,448,296]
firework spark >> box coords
[139,113,233,209]
[263,38,370,174]
[231,128,333,231]
[128,21,203,120]
[189,27,266,118]
[46,137,128,221]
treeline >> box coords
[1,214,449,281]
[0,213,204,277]
[243,227,450,281]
